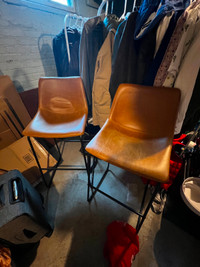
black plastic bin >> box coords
[0,170,52,245]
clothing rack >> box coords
[97,0,142,17]
[64,13,89,63]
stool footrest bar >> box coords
[88,184,143,217]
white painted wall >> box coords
[0,0,98,91]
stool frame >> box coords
[27,136,92,188]
[87,160,161,234]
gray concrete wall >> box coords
[0,0,98,91]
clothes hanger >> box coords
[73,15,82,32]
[64,14,71,63]
[76,16,89,33]
[132,0,137,11]
[64,13,88,63]
[110,0,114,14]
[120,0,128,19]
[164,0,186,10]
[81,17,88,32]
[97,0,109,16]
[105,0,109,15]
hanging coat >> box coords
[92,28,116,127]
[109,11,158,101]
[79,14,106,110]
[79,14,120,115]
[53,27,80,77]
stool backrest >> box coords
[110,84,180,138]
[38,77,88,121]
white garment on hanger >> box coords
[163,1,200,87]
[154,11,174,57]
[92,29,116,127]
[173,14,200,134]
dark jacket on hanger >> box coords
[143,9,183,85]
[79,14,106,110]
[79,14,120,114]
[109,11,158,101]
[53,27,80,77]
[112,17,128,69]
[134,0,190,40]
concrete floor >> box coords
[13,142,200,267]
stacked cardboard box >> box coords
[0,76,31,149]
[0,76,57,185]
[0,137,57,185]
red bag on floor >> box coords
[104,221,139,267]
[141,134,186,190]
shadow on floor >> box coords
[55,170,135,267]
[153,172,200,267]
[154,218,200,267]
[163,172,200,240]
[10,241,40,267]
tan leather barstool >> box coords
[86,84,181,233]
[23,77,89,187]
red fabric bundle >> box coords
[141,134,186,190]
[104,221,139,267]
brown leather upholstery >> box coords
[86,84,181,183]
[23,77,88,138]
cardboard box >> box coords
[0,129,18,150]
[0,99,21,149]
[0,97,23,149]
[0,137,57,185]
[0,97,23,136]
[19,88,38,119]
[0,113,9,133]
[0,76,31,148]
[0,76,31,127]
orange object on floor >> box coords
[0,245,11,267]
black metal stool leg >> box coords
[27,135,96,188]
[54,138,63,163]
[45,138,64,187]
[80,136,90,175]
[136,181,149,230]
[27,137,48,188]
[136,183,161,233]
[80,135,99,201]
[86,159,162,233]
[88,163,110,202]
[87,155,91,201]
